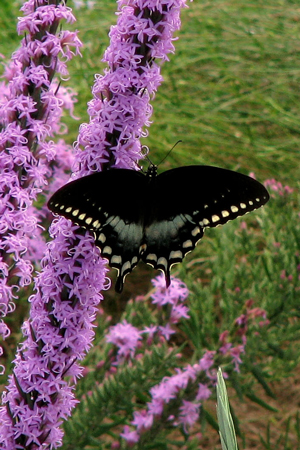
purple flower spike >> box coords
[0,0,81,344]
[74,0,187,172]
[0,224,109,449]
[1,0,188,447]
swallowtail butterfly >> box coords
[48,165,269,293]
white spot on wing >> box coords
[66,207,72,213]
[132,256,138,265]
[203,218,210,226]
[103,246,112,255]
[111,255,122,265]
[72,209,79,217]
[121,261,132,275]
[146,253,157,263]
[183,240,193,249]
[222,210,230,218]
[98,233,106,243]
[79,213,86,220]
[231,206,238,213]
[157,257,168,270]
[170,250,183,260]
[212,215,220,223]
[192,226,201,236]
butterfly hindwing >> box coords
[142,213,204,287]
[48,169,148,293]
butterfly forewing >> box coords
[48,165,269,292]
[154,166,269,227]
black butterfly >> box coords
[48,165,269,293]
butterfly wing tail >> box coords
[115,275,125,294]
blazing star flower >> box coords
[0,0,81,350]
[264,178,294,197]
[229,345,245,372]
[127,297,268,441]
[74,0,187,172]
[178,400,201,432]
[106,320,142,363]
[151,274,190,307]
[142,324,158,340]
[158,323,176,340]
[196,383,212,401]
[198,350,216,373]
[132,409,154,431]
[129,364,200,440]
[151,274,190,332]
[120,425,140,445]
[0,0,188,447]
[128,350,220,440]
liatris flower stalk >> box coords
[73,0,187,172]
[115,282,268,444]
[0,0,187,448]
[0,0,82,355]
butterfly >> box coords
[48,164,269,293]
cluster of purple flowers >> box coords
[0,0,81,354]
[104,275,269,444]
[106,275,190,365]
[0,0,188,448]
[74,0,187,174]
[264,178,293,197]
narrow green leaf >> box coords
[216,368,238,450]
[246,393,278,412]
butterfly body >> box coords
[48,165,269,292]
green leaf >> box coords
[246,392,278,413]
[216,368,239,450]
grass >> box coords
[1,0,300,449]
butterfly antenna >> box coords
[158,140,182,166]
